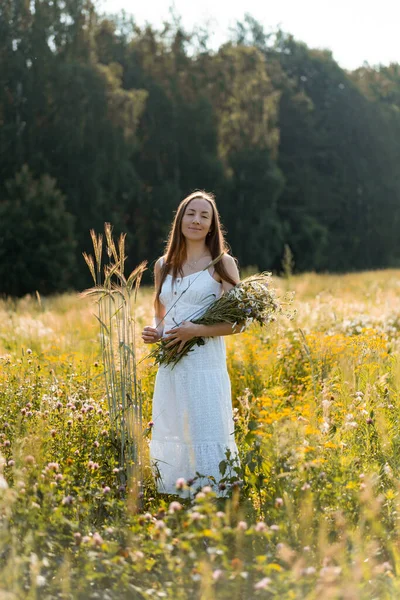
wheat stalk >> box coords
[81,224,147,511]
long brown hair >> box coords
[154,190,237,311]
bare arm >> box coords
[141,257,166,344]
[219,253,240,293]
[193,321,242,337]
[153,257,166,336]
[194,254,241,336]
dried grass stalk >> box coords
[81,223,147,511]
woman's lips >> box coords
[188,227,202,231]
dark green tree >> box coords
[0,166,76,296]
[200,43,284,268]
[2,3,400,295]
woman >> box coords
[142,190,241,498]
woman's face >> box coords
[181,198,213,241]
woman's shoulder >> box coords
[220,253,239,273]
[155,255,167,271]
[218,253,240,285]
[221,253,237,266]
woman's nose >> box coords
[192,215,200,223]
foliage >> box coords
[1,271,400,597]
[0,165,76,296]
[1,3,400,295]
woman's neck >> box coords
[185,240,210,261]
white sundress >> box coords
[149,265,240,498]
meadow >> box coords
[1,270,400,599]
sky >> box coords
[97,0,399,71]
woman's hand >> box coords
[164,321,201,353]
[142,326,162,344]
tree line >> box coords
[1,1,400,296]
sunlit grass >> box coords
[1,269,400,598]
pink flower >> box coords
[92,532,103,546]
[254,577,271,590]
[175,477,186,489]
[255,522,267,532]
[190,512,203,521]
[47,462,59,471]
[237,521,248,531]
[168,501,183,514]
[275,497,283,507]
[62,495,74,505]
[212,569,223,581]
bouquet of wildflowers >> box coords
[149,272,289,368]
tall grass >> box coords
[81,223,146,510]
[2,269,400,597]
